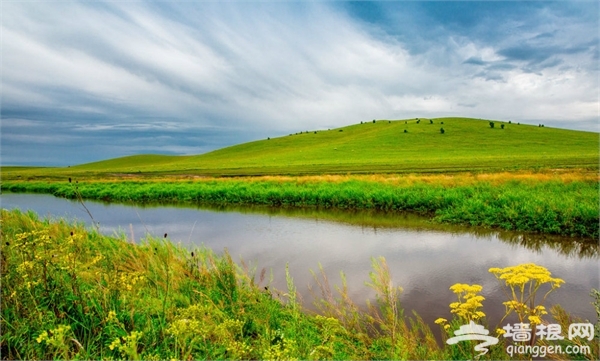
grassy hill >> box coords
[3,117,598,179]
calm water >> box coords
[1,193,598,330]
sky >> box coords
[1,1,599,166]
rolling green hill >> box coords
[3,118,598,178]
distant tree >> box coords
[405,121,407,124]
[417,120,421,124]
[440,128,445,134]
[489,121,495,128]
[508,121,512,124]
[268,137,270,140]
[339,129,343,132]
[404,129,408,133]
[314,131,317,134]
[389,121,391,123]
[361,121,363,124]
[429,119,433,124]
[373,119,376,123]
[501,124,505,129]
[441,121,444,124]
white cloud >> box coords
[1,1,597,165]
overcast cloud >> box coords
[1,1,598,166]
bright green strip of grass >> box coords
[3,178,598,238]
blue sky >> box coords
[2,1,598,166]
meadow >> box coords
[2,118,598,179]
[1,209,598,360]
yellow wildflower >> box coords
[434,318,447,325]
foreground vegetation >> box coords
[3,170,598,238]
[2,118,598,179]
[1,209,598,360]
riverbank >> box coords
[2,170,598,238]
[2,209,598,360]
[0,209,442,360]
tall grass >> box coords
[1,210,597,360]
[2,174,598,238]
[0,209,446,360]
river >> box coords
[1,192,598,331]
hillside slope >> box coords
[4,118,599,177]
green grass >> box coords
[2,210,598,360]
[0,209,445,360]
[3,175,598,238]
[2,117,598,179]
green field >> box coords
[2,117,598,179]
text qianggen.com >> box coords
[506,344,591,358]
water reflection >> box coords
[188,202,599,259]
[1,193,598,331]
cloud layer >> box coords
[2,1,598,165]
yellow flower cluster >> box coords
[449,283,486,322]
[116,271,146,292]
[434,318,450,330]
[490,263,562,324]
[164,304,257,359]
[105,310,118,324]
[15,230,52,249]
[167,318,203,339]
[489,263,564,289]
[36,325,72,346]
[262,336,298,361]
[109,330,144,360]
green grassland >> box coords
[2,117,598,179]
